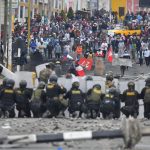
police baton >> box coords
[0,117,149,149]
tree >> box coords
[67,7,74,20]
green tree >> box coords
[67,7,74,19]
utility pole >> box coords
[3,0,8,66]
[27,0,31,53]
[109,0,112,23]
[62,0,64,10]
[97,0,99,10]
[7,0,13,70]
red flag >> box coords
[78,58,87,67]
[107,47,113,62]
[85,58,93,70]
[95,50,104,57]
[76,65,85,76]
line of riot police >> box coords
[0,73,150,119]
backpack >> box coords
[31,89,42,102]
[144,87,150,103]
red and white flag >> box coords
[95,50,104,57]
[76,65,85,76]
[85,58,93,71]
[107,47,113,63]
[78,57,93,71]
[78,58,87,67]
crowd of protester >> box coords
[0,9,149,70]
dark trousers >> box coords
[55,53,60,59]
[48,51,52,59]
[102,50,106,58]
[139,58,143,66]
[120,66,126,77]
[144,103,150,119]
[145,57,149,66]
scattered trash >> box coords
[1,123,11,129]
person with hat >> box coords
[105,71,121,118]
[86,84,104,119]
[140,78,150,119]
[0,79,16,118]
[121,81,140,118]
[15,80,32,118]
[45,75,67,118]
[65,79,85,118]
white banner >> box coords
[112,58,132,67]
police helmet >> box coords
[2,78,8,86]
[145,77,150,86]
[38,81,45,89]
[72,81,80,88]
[106,71,114,81]
[19,80,27,88]
[49,75,58,83]
[128,81,135,88]
[86,76,93,81]
[6,79,15,88]
[93,84,101,89]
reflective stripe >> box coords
[47,85,54,89]
[126,92,135,96]
[4,89,14,94]
[63,131,92,140]
[93,88,101,94]
[16,90,22,94]
[72,90,81,94]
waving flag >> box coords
[107,47,113,63]
[85,58,93,71]
[78,57,93,71]
[76,65,85,76]
[95,50,104,57]
[78,58,87,67]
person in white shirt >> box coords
[144,49,150,66]
[101,40,108,58]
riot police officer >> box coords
[0,78,8,92]
[141,78,150,119]
[121,81,139,118]
[30,81,46,118]
[65,81,85,118]
[0,79,16,118]
[86,84,104,119]
[15,80,32,118]
[45,75,67,118]
[105,71,120,118]
[100,88,117,119]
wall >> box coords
[111,0,127,19]
[127,0,139,14]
